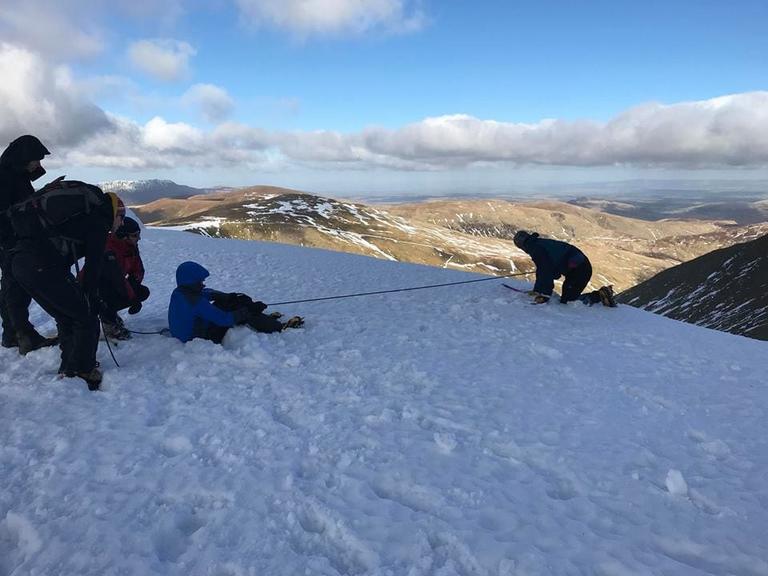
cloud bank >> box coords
[0,0,104,60]
[0,43,112,147]
[2,43,767,174]
[0,0,187,60]
[274,93,768,169]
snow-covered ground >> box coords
[2,228,767,576]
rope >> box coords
[266,271,531,306]
[122,272,532,339]
[99,318,121,368]
[128,328,169,335]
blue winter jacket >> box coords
[521,236,587,296]
[168,261,235,342]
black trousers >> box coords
[0,250,34,337]
[196,296,283,344]
[98,256,150,322]
[11,243,99,373]
[560,259,593,303]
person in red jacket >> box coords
[97,217,150,340]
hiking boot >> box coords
[18,330,59,355]
[580,291,601,306]
[597,285,617,308]
[57,359,76,379]
[77,366,103,391]
[282,316,304,330]
[102,316,131,341]
[269,311,283,319]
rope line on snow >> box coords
[122,272,533,340]
[127,328,170,336]
[265,271,531,306]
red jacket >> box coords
[105,234,145,300]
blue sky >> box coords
[1,0,767,194]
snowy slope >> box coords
[2,228,767,576]
[619,234,768,341]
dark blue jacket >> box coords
[521,237,587,296]
[168,261,235,343]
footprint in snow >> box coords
[153,511,206,563]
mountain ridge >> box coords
[134,187,768,293]
[618,233,768,340]
[98,179,219,205]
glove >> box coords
[134,284,150,301]
[250,300,267,314]
[127,301,143,315]
[231,292,253,307]
[533,295,550,305]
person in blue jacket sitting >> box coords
[168,261,304,344]
[513,231,616,307]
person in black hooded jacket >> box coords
[0,135,58,353]
[10,183,125,390]
[513,230,616,307]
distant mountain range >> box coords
[133,186,768,294]
[98,179,219,205]
[570,196,768,225]
[618,234,767,341]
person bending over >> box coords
[513,231,616,307]
[85,217,150,340]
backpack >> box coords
[7,177,109,240]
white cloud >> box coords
[182,84,235,122]
[235,0,424,36]
[210,122,271,151]
[58,117,274,170]
[0,0,104,60]
[45,92,768,172]
[142,117,204,152]
[0,43,112,148]
[128,39,197,82]
[4,45,765,176]
[61,115,156,169]
[277,93,768,169]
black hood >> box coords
[0,135,50,168]
[513,230,539,252]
